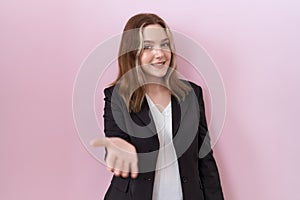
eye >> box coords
[143,44,153,50]
[161,42,170,49]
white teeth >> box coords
[152,62,165,65]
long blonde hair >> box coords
[112,13,191,113]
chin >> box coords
[150,69,169,78]
[142,66,169,80]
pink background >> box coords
[1,0,300,199]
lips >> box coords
[151,61,166,67]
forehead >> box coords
[142,24,168,42]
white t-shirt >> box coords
[146,95,183,200]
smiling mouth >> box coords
[151,61,166,67]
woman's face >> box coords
[140,24,172,80]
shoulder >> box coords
[180,80,204,97]
[103,84,119,96]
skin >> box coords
[141,24,172,112]
[91,24,172,178]
[90,137,138,178]
[140,24,171,81]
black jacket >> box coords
[103,81,224,200]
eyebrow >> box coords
[143,38,170,43]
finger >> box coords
[130,162,139,179]
[113,159,123,177]
[114,169,121,177]
[89,138,108,147]
[105,154,116,173]
[121,171,129,178]
[121,161,129,178]
[107,166,114,173]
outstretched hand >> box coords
[90,137,138,179]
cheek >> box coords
[165,52,172,62]
[140,53,152,65]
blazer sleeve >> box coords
[196,85,224,200]
[103,86,131,142]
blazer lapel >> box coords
[131,97,157,135]
[132,95,184,138]
[171,95,181,138]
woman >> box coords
[91,13,224,200]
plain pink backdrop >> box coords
[1,0,300,199]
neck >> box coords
[145,83,170,95]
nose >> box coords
[152,47,164,58]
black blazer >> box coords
[103,81,224,200]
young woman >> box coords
[91,13,224,200]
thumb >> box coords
[89,137,109,147]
